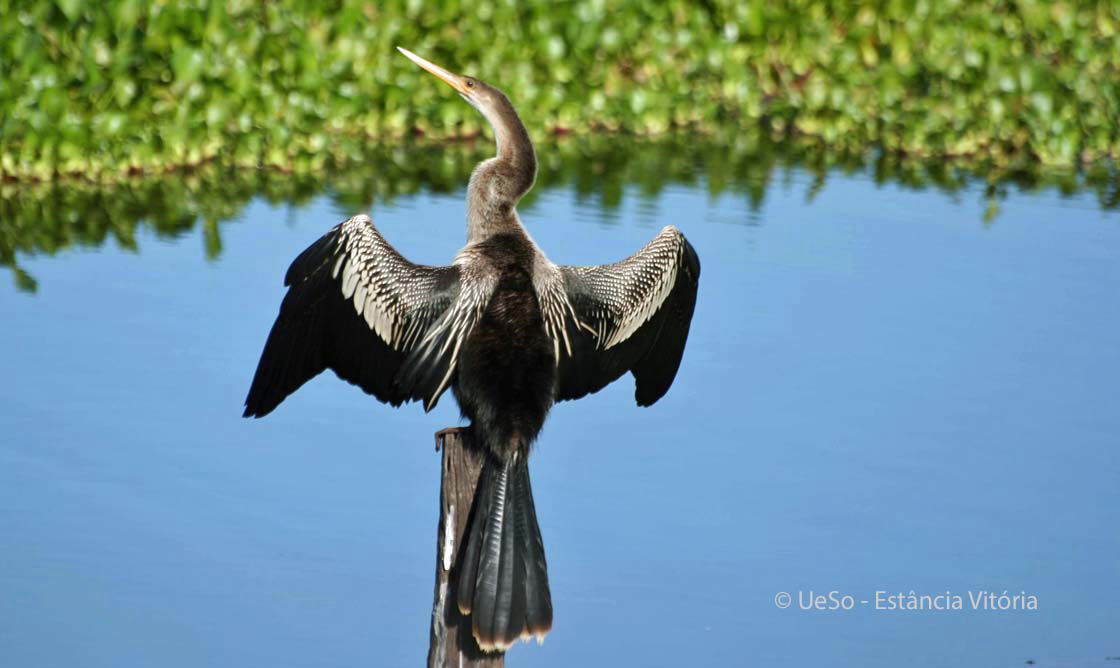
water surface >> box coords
[2,145,1118,667]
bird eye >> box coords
[466,79,475,88]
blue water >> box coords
[2,165,1118,667]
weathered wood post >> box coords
[428,429,504,668]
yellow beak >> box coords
[397,47,472,96]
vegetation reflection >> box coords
[3,132,1118,293]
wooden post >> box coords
[428,429,504,668]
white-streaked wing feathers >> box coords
[565,226,689,350]
[244,214,485,416]
[549,225,700,406]
[533,257,586,362]
[331,215,455,353]
[397,256,498,411]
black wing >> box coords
[243,214,463,417]
[552,225,700,406]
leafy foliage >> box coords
[2,1,1119,180]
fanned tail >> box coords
[457,453,552,651]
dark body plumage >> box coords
[455,233,556,455]
[243,48,700,652]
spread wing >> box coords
[243,214,488,417]
[551,225,700,406]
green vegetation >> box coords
[5,131,1118,292]
[3,1,1120,180]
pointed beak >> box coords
[397,47,473,97]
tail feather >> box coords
[517,465,550,637]
[457,454,552,651]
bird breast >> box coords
[453,233,557,455]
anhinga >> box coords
[243,47,700,651]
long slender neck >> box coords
[489,101,536,184]
[466,92,537,243]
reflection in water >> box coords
[2,132,1118,292]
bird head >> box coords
[397,47,505,117]
[397,46,536,214]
